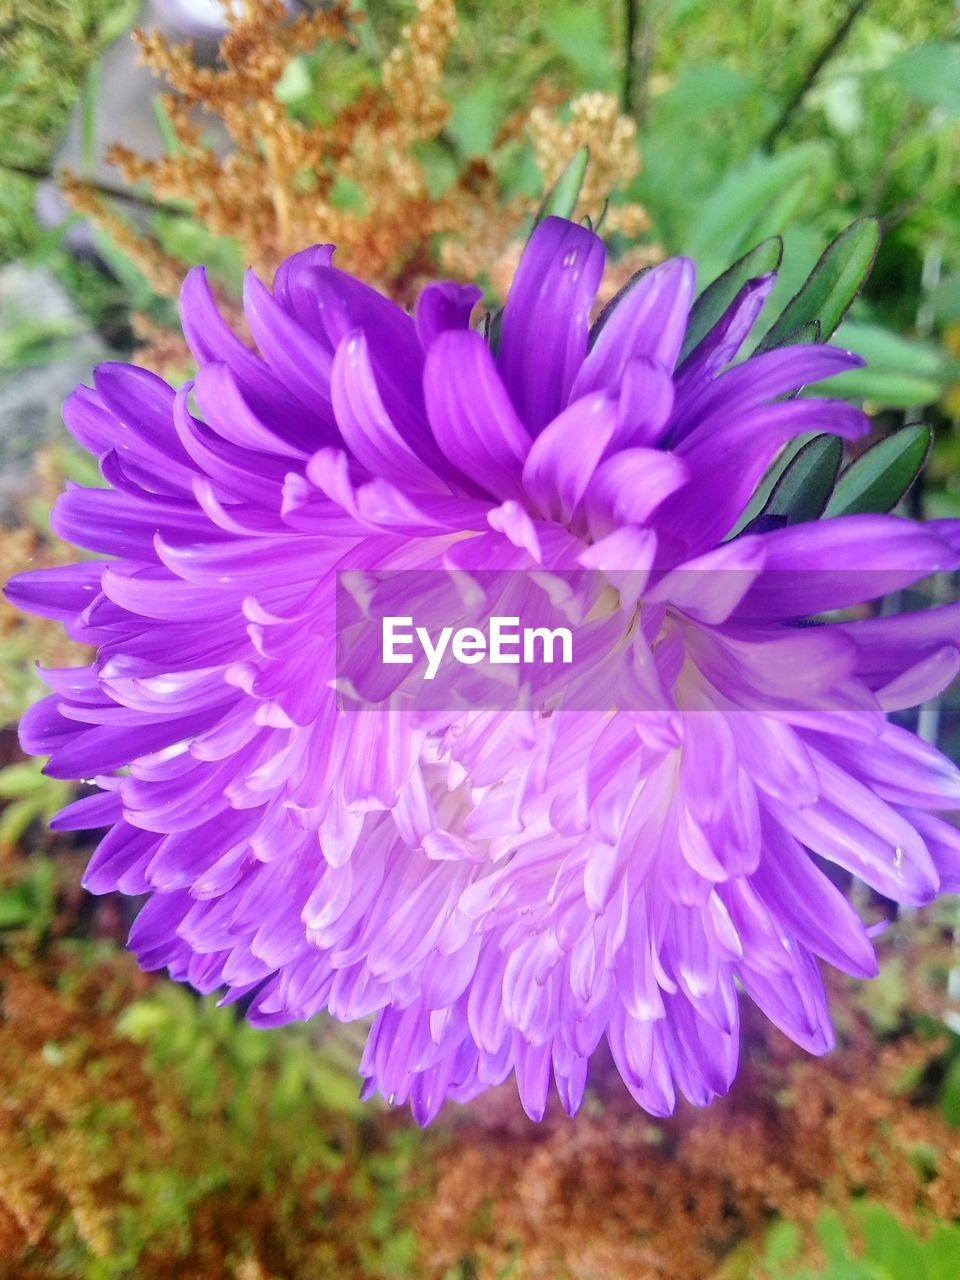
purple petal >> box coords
[521,392,620,523]
[573,256,696,399]
[735,516,960,619]
[424,329,530,500]
[415,281,483,349]
[498,217,605,433]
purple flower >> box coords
[7,217,960,1124]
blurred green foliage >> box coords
[759,1205,960,1279]
[0,893,423,1278]
[4,1,959,502]
[0,761,71,859]
[0,2,144,339]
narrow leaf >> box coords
[763,433,843,524]
[769,318,821,350]
[825,424,932,517]
[759,218,880,351]
[679,235,783,361]
[535,146,590,228]
[81,57,103,176]
[807,366,943,409]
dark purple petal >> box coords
[735,515,960,619]
[272,243,335,314]
[670,344,866,446]
[675,273,775,388]
[498,217,605,433]
[332,330,451,492]
[415,280,483,349]
[657,399,869,556]
[5,563,106,622]
[521,391,620,523]
[572,256,696,399]
[424,329,530,500]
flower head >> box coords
[8,217,960,1123]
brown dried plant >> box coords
[63,0,655,350]
[414,1010,960,1280]
[15,886,934,1280]
[0,933,412,1280]
[3,897,960,1280]
[411,931,960,1280]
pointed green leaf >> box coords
[487,307,504,357]
[763,433,843,524]
[825,424,932,517]
[684,144,825,269]
[679,236,783,362]
[773,318,822,349]
[807,319,951,408]
[759,218,880,352]
[534,145,590,228]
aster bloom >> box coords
[8,216,960,1125]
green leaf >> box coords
[543,5,617,88]
[929,273,960,325]
[825,424,932,518]
[679,235,783,362]
[275,55,313,106]
[748,175,815,255]
[535,145,590,227]
[855,1202,929,1280]
[117,1000,175,1042]
[927,1224,960,1280]
[941,1052,960,1127]
[814,367,944,409]
[0,761,55,800]
[763,433,843,524]
[763,1218,802,1266]
[658,64,760,119]
[0,886,37,929]
[729,435,810,536]
[807,320,952,409]
[329,175,366,215]
[773,318,822,348]
[0,860,58,932]
[684,143,826,271]
[152,93,183,157]
[153,213,244,297]
[836,321,947,378]
[816,1210,855,1265]
[96,0,142,45]
[449,78,504,160]
[886,42,960,116]
[759,219,879,351]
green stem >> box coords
[0,160,184,216]
[761,0,873,151]
[623,0,654,126]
